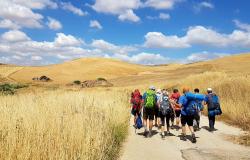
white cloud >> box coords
[92,0,141,14]
[194,1,214,12]
[47,17,62,30]
[0,19,20,30]
[31,56,43,61]
[54,33,83,47]
[233,19,250,32]
[147,13,170,20]
[12,55,22,60]
[12,0,58,9]
[143,0,179,9]
[144,25,250,48]
[108,52,170,65]
[186,51,229,63]
[92,0,141,22]
[0,1,44,29]
[144,32,190,48]
[118,10,140,22]
[1,30,30,42]
[159,13,170,20]
[61,2,88,16]
[91,39,137,55]
[90,20,103,29]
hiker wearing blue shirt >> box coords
[170,87,197,143]
[204,88,222,132]
[142,86,157,138]
[193,88,204,131]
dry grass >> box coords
[168,71,250,145]
[0,89,130,159]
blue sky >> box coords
[0,0,250,65]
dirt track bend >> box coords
[120,116,250,160]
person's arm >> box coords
[170,99,182,108]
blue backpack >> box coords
[185,100,198,116]
[184,92,205,116]
[135,116,143,129]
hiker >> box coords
[130,89,142,127]
[170,89,181,129]
[142,86,157,138]
[204,88,222,132]
[155,89,162,128]
[170,87,200,143]
[193,88,204,131]
[158,90,173,139]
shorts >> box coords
[131,108,140,116]
[143,107,154,120]
[181,114,194,126]
[175,110,181,117]
[159,113,171,127]
[194,112,200,121]
[154,107,160,118]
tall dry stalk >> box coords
[0,89,130,160]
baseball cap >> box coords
[149,86,156,90]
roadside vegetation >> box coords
[169,72,250,145]
[0,89,130,159]
[0,83,28,95]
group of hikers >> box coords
[130,86,222,143]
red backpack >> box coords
[131,89,142,110]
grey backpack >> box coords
[160,95,172,115]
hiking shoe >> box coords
[180,134,187,141]
[147,131,152,138]
[161,134,165,139]
[192,134,197,143]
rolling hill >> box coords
[1,53,250,87]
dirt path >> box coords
[120,116,250,160]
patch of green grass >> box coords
[0,83,28,95]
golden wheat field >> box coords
[0,89,130,160]
[0,53,250,160]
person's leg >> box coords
[148,108,154,137]
[166,114,170,133]
[208,115,214,130]
[175,110,181,127]
[160,114,165,138]
[180,114,187,141]
[171,111,175,127]
[143,108,148,134]
[211,116,215,130]
[187,115,196,143]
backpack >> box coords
[135,116,143,129]
[207,94,220,111]
[160,95,172,115]
[185,100,198,116]
[131,90,142,110]
[207,94,222,116]
[145,90,155,108]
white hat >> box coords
[156,89,161,93]
[149,86,156,90]
[207,88,213,91]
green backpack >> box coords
[145,90,155,108]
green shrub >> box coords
[73,80,81,85]
[0,83,28,95]
[97,77,107,81]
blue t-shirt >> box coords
[178,95,188,115]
